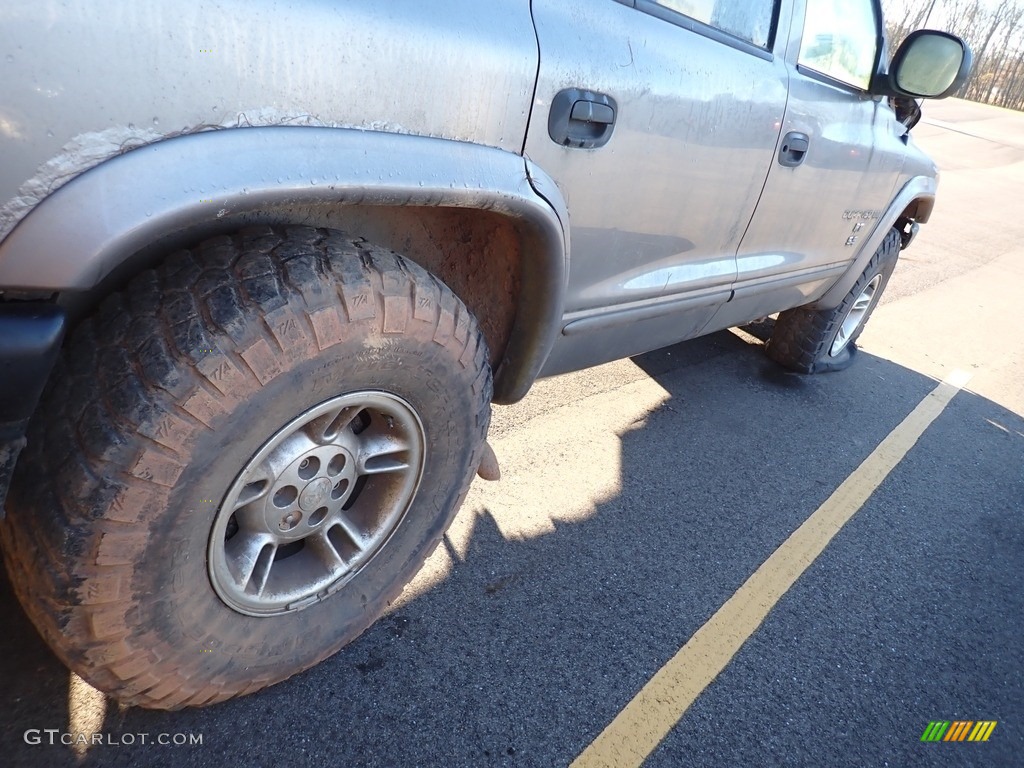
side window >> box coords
[798,0,879,89]
[650,1,775,49]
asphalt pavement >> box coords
[1,98,1021,767]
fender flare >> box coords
[0,127,569,403]
[811,175,936,310]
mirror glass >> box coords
[896,34,964,96]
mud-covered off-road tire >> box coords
[0,226,491,709]
[766,227,901,374]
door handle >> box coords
[778,131,809,167]
[549,88,617,149]
[570,100,615,125]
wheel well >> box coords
[899,197,934,224]
[301,204,523,370]
[66,204,524,371]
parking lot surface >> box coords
[2,98,1022,767]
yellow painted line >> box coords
[981,721,997,741]
[572,370,972,768]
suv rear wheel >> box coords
[0,226,491,709]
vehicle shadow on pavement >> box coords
[2,329,1021,768]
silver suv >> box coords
[0,0,969,709]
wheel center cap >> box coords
[298,478,332,512]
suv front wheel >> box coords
[766,227,901,374]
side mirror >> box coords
[876,30,972,99]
